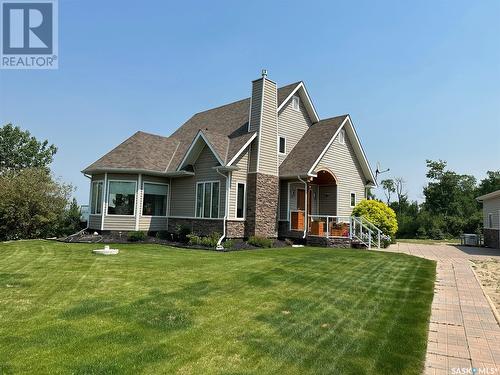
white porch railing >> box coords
[298,214,384,249]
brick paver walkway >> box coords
[384,243,500,375]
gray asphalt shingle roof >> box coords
[83,82,304,174]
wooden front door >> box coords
[297,189,305,211]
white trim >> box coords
[350,191,357,208]
[235,181,247,219]
[488,213,494,229]
[141,181,169,218]
[135,174,142,230]
[306,115,376,186]
[226,132,257,166]
[101,173,108,230]
[477,190,500,201]
[308,117,348,175]
[167,216,223,221]
[276,82,320,123]
[195,180,221,219]
[338,128,345,145]
[106,179,138,217]
[177,131,224,171]
[278,136,286,155]
[90,180,104,215]
[346,116,377,185]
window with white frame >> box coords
[236,182,245,218]
[350,192,356,207]
[292,95,300,111]
[142,183,168,216]
[196,181,220,218]
[107,181,136,215]
[90,181,103,214]
[488,213,493,228]
[338,129,345,145]
[278,136,286,154]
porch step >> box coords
[306,236,352,248]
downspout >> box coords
[216,168,230,250]
[298,176,308,239]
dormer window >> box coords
[291,95,300,111]
[278,136,286,154]
[338,129,345,145]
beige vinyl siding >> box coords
[248,80,262,133]
[88,215,102,230]
[314,133,366,216]
[228,149,249,219]
[170,145,225,218]
[483,197,500,229]
[257,79,278,175]
[248,142,258,172]
[277,95,312,165]
[318,185,337,215]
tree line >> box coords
[380,161,500,239]
[0,124,82,241]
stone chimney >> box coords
[245,70,279,238]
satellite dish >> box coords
[375,162,390,182]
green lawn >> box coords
[0,240,435,374]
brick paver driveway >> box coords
[385,243,500,375]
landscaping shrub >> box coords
[127,231,146,242]
[200,232,220,248]
[352,200,398,237]
[175,225,191,243]
[223,239,235,249]
[156,230,171,240]
[187,234,201,246]
[248,236,273,248]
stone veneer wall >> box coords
[278,221,303,239]
[484,228,500,249]
[245,173,279,238]
[227,221,245,238]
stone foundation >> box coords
[246,173,279,238]
[278,221,304,239]
[226,220,245,238]
[167,218,223,236]
[484,228,500,249]
[306,236,352,248]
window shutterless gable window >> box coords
[196,181,220,218]
[142,183,168,216]
[236,182,246,218]
[350,192,356,207]
[278,136,286,154]
[291,95,300,111]
[107,181,136,215]
[90,181,103,214]
[338,129,345,145]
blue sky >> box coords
[1,0,499,204]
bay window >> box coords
[90,181,103,214]
[107,181,136,215]
[142,183,168,216]
[196,181,220,218]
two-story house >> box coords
[82,71,377,246]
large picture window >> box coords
[142,183,168,216]
[196,181,219,218]
[90,181,103,214]
[107,181,136,215]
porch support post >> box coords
[298,176,308,239]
